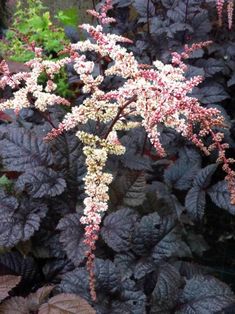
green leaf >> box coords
[56,8,79,27]
[0,175,12,190]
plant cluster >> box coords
[0,0,235,313]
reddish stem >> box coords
[103,95,137,139]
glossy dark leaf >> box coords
[101,208,138,252]
[185,65,205,78]
[132,212,162,255]
[190,10,211,38]
[133,0,155,17]
[185,187,206,221]
[208,181,235,215]
[53,132,85,191]
[111,279,146,314]
[0,251,38,285]
[0,191,48,247]
[134,257,156,279]
[57,213,87,266]
[113,0,132,7]
[60,268,90,302]
[164,148,201,190]
[193,164,217,189]
[0,127,53,171]
[185,164,217,220]
[122,172,146,207]
[200,83,230,104]
[114,252,136,280]
[111,171,146,207]
[152,227,191,262]
[227,73,235,87]
[196,58,224,77]
[175,261,208,280]
[177,275,235,313]
[150,263,182,313]
[94,258,121,293]
[16,166,66,198]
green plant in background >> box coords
[56,7,79,28]
[0,0,78,98]
[0,0,68,61]
[0,175,13,192]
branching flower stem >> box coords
[103,95,137,139]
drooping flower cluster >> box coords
[227,0,234,29]
[216,0,234,29]
[1,0,235,301]
[87,0,115,25]
[0,57,70,113]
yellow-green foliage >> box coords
[0,0,68,62]
[0,0,79,98]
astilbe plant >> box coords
[1,0,235,300]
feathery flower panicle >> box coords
[0,56,70,112]
[227,0,234,29]
[217,0,225,26]
[1,0,235,301]
[216,0,234,29]
[87,0,115,25]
